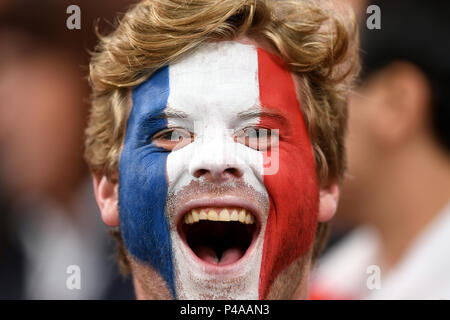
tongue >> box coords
[193,245,245,266]
[194,246,219,264]
[219,247,245,265]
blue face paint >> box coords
[118,66,175,297]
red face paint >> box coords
[257,48,319,299]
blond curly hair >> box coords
[85,0,359,263]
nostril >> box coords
[192,166,244,181]
[193,168,208,179]
[224,167,243,178]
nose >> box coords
[188,144,245,182]
[191,163,244,182]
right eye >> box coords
[233,127,278,151]
[152,128,194,151]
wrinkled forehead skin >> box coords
[118,41,319,299]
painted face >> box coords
[119,41,319,299]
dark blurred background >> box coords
[0,0,137,299]
[312,0,450,299]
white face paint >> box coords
[164,41,269,299]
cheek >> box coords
[256,48,319,299]
[118,147,176,297]
[259,138,319,299]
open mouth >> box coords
[178,207,259,267]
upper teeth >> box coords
[183,208,255,224]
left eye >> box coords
[152,128,194,151]
[234,127,278,151]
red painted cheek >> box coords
[257,49,319,299]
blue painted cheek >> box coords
[118,67,176,297]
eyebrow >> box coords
[136,106,188,131]
[155,105,289,126]
[161,107,189,120]
[237,106,288,126]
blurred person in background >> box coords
[0,0,135,299]
[311,0,450,299]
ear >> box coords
[318,181,340,222]
[368,62,430,146]
[92,173,120,227]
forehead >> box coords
[167,41,260,120]
[131,40,302,128]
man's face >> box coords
[117,41,320,299]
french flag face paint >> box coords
[119,41,319,299]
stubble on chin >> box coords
[127,239,312,300]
